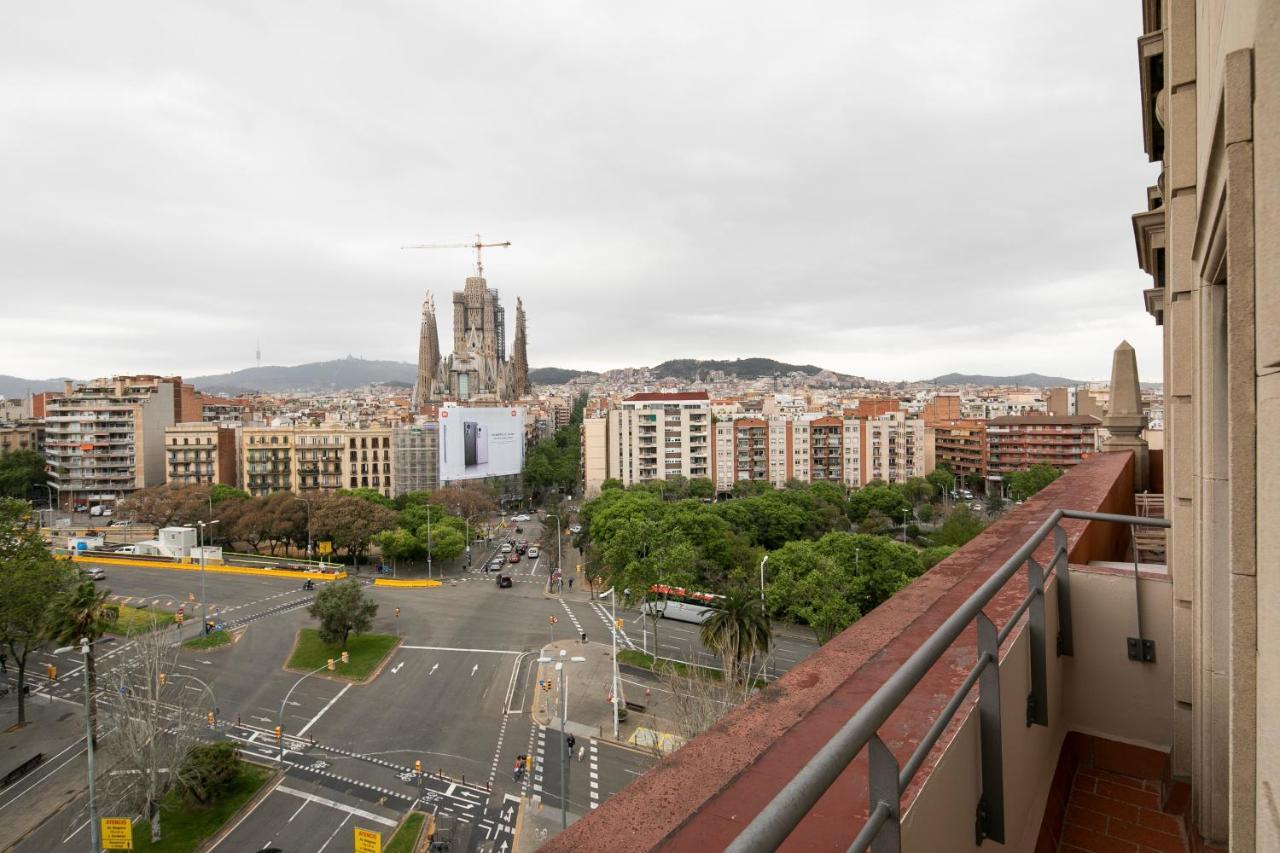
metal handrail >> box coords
[724,508,1171,853]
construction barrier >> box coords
[373,578,443,588]
[68,554,347,582]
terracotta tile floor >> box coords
[1058,766,1187,853]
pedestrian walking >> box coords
[0,652,7,673]
[568,577,574,590]
[566,734,576,754]
[580,631,588,644]
[577,745,585,763]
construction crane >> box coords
[401,233,511,277]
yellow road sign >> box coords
[318,540,332,555]
[615,619,624,630]
[353,826,382,853]
[101,817,133,850]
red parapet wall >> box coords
[545,452,1138,852]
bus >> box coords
[640,584,723,624]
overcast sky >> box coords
[0,1,1162,383]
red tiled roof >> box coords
[623,391,710,402]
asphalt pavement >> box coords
[6,513,820,852]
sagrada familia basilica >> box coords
[413,275,529,408]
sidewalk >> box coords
[529,639,679,752]
[0,694,92,850]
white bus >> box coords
[640,584,723,624]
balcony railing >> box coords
[725,508,1171,852]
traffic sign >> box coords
[101,817,132,849]
[318,540,332,556]
[354,826,382,853]
[548,615,558,625]
[615,619,624,630]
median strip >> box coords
[372,578,443,588]
[69,554,347,582]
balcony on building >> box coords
[551,451,1195,852]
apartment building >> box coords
[391,423,439,496]
[714,413,878,492]
[605,392,711,486]
[164,423,238,486]
[920,394,962,424]
[580,413,608,497]
[925,418,989,483]
[241,425,395,497]
[43,376,194,510]
[984,414,1100,481]
[0,422,40,454]
[863,410,926,484]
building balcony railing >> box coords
[552,453,1184,853]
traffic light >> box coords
[327,658,335,671]
[414,759,422,775]
[340,651,349,665]
[158,672,166,686]
[207,711,215,725]
[46,664,56,681]
[275,725,282,740]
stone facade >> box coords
[413,277,529,406]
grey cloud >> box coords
[0,0,1162,382]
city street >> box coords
[2,514,820,851]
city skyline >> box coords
[1,1,1161,381]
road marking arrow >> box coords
[391,662,405,675]
[471,664,478,677]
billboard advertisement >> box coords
[439,405,525,482]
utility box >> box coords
[190,546,223,563]
[159,527,198,557]
[69,535,105,552]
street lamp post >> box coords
[196,520,219,634]
[426,508,433,579]
[53,638,106,853]
[600,588,621,738]
[758,554,768,605]
[278,658,344,764]
[901,508,911,542]
[537,650,586,830]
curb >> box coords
[373,578,443,588]
[70,555,348,582]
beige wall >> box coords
[581,416,608,497]
[902,568,1175,852]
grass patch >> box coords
[131,761,272,853]
[617,649,712,679]
[182,629,230,650]
[286,629,398,681]
[385,811,427,853]
[110,605,175,636]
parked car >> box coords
[507,552,521,564]
[500,543,513,554]
[496,574,513,588]
[511,514,530,522]
[527,546,540,559]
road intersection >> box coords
[3,515,820,851]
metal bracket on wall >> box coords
[1127,637,1156,662]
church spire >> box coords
[512,297,530,398]
[414,292,442,409]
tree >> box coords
[0,450,47,499]
[894,477,933,506]
[177,743,241,806]
[926,464,954,496]
[921,545,958,569]
[312,494,397,565]
[931,505,986,548]
[699,587,772,685]
[847,482,911,524]
[687,478,715,500]
[337,487,396,508]
[307,579,378,646]
[210,484,249,505]
[1006,463,1063,502]
[48,579,120,743]
[373,527,424,565]
[0,499,77,725]
[118,483,213,527]
[98,627,209,842]
[429,482,497,519]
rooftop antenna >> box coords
[401,233,512,277]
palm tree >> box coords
[48,580,119,744]
[700,587,772,685]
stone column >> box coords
[1101,340,1149,491]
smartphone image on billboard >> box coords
[475,423,489,466]
[464,421,479,467]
